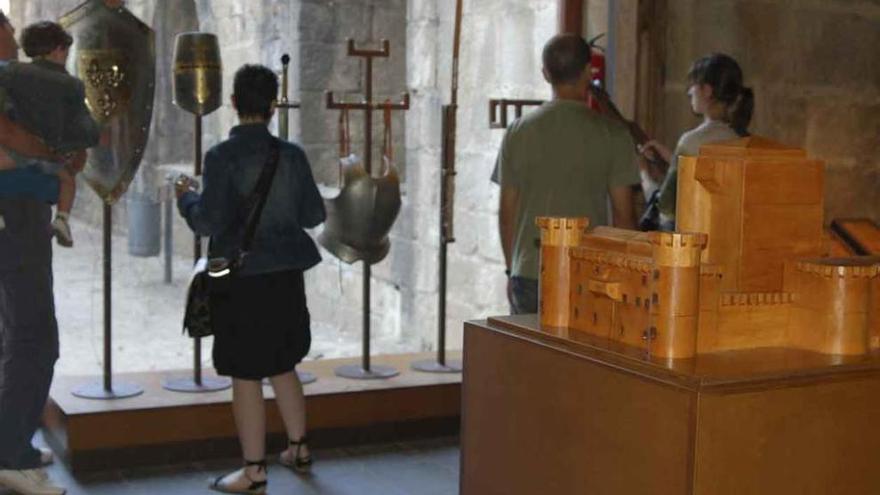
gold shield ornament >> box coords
[61,0,155,204]
[79,49,131,123]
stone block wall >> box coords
[5,0,557,357]
[193,0,412,349]
[404,0,557,350]
[659,0,880,223]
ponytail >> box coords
[688,53,753,136]
[728,86,753,137]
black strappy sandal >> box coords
[280,437,313,474]
[209,459,268,494]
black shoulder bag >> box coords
[183,138,281,338]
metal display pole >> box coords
[162,114,231,393]
[72,205,144,399]
[163,177,173,284]
[276,53,315,386]
[413,0,464,374]
[162,32,231,393]
[327,40,409,380]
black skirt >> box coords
[209,269,311,380]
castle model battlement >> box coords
[537,137,880,359]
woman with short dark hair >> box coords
[175,64,325,494]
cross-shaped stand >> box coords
[326,39,409,380]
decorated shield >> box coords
[60,0,155,204]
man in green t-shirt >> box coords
[497,33,639,314]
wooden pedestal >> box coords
[461,316,880,495]
[45,352,460,474]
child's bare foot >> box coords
[52,214,73,247]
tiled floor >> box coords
[1,434,460,495]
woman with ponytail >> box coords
[641,53,754,230]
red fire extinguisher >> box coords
[586,33,606,112]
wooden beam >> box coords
[558,0,585,34]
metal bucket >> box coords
[127,192,161,257]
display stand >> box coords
[163,32,230,393]
[412,0,464,374]
[274,53,314,386]
[72,205,144,400]
[161,114,232,393]
[326,40,409,380]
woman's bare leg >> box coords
[269,370,310,462]
[214,378,268,489]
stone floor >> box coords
[2,433,460,495]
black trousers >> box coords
[0,199,57,470]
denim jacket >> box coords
[177,124,326,276]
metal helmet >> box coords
[172,32,222,116]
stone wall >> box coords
[6,0,878,362]
[297,0,557,352]
[5,0,558,357]
[659,0,880,223]
[402,0,557,351]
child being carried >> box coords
[0,21,100,247]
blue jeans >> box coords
[507,276,538,315]
[0,199,58,470]
[0,168,60,204]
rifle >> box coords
[434,0,464,370]
[587,82,668,231]
[587,81,668,177]
[440,0,462,245]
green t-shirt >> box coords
[497,99,639,280]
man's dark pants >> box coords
[0,198,58,470]
[508,276,539,315]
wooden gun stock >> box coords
[588,83,669,176]
[441,104,457,243]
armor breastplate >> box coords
[318,158,401,265]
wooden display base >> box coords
[462,316,880,495]
[44,352,461,474]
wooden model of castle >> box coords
[538,137,880,359]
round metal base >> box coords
[297,370,318,385]
[261,370,318,386]
[161,376,232,393]
[411,359,463,374]
[334,364,399,380]
[72,381,144,400]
